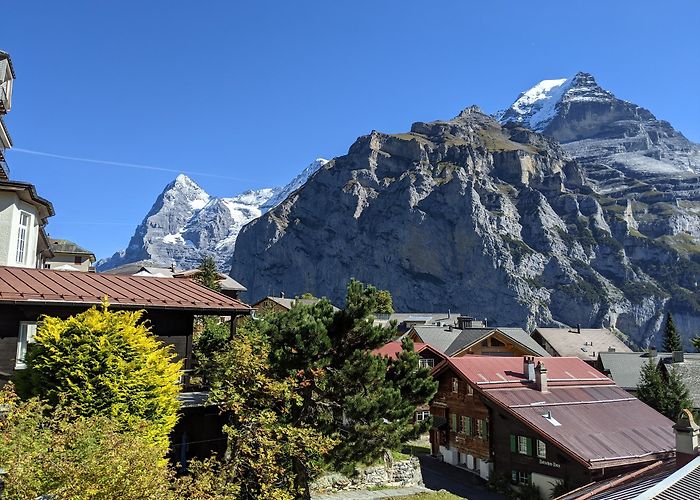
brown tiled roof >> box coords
[0,266,251,313]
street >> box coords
[418,455,506,500]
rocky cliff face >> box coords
[97,159,327,271]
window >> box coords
[74,255,82,265]
[466,384,473,395]
[418,358,435,369]
[452,377,459,393]
[15,212,30,264]
[511,435,532,455]
[15,322,37,369]
[490,337,505,347]
[450,413,458,432]
[511,471,530,485]
[476,419,487,440]
[416,410,431,422]
[461,415,472,435]
[537,439,546,459]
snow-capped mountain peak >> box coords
[97,158,329,272]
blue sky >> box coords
[4,1,699,259]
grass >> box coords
[396,493,464,500]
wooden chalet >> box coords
[430,356,675,498]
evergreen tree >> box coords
[636,355,665,414]
[261,279,437,498]
[692,336,700,353]
[660,366,693,421]
[14,302,182,448]
[196,255,221,292]
[375,289,394,314]
[663,312,683,353]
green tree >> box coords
[196,255,221,292]
[261,279,437,497]
[14,303,182,448]
[375,289,394,314]
[663,312,683,352]
[692,336,700,352]
[177,323,335,499]
[636,355,665,414]
[192,316,230,386]
[0,384,175,499]
[659,366,693,420]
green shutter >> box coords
[510,434,516,452]
[467,416,473,436]
[451,413,457,432]
[526,437,533,456]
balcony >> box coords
[0,116,11,150]
[0,85,8,114]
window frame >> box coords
[15,211,31,264]
[15,321,37,369]
[452,377,459,393]
[416,410,431,422]
[537,439,546,459]
[518,435,529,455]
[418,357,435,369]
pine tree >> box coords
[195,255,221,292]
[663,312,683,353]
[636,355,666,414]
[261,279,437,498]
[660,366,693,420]
[692,336,700,353]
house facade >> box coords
[0,265,251,381]
[44,238,96,272]
[0,50,15,180]
[430,356,675,498]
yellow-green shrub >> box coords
[15,302,182,448]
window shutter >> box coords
[510,434,517,452]
[466,416,472,436]
[451,413,457,432]
[526,437,533,456]
[511,470,517,483]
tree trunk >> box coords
[293,456,311,500]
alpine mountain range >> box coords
[100,72,700,348]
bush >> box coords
[0,384,175,499]
[15,302,182,447]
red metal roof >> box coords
[373,340,445,360]
[439,355,675,469]
[0,266,251,313]
[445,355,612,388]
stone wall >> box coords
[311,457,422,493]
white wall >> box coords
[45,254,92,272]
[0,191,41,268]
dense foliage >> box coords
[195,255,221,291]
[637,354,693,420]
[0,384,175,499]
[260,279,437,495]
[177,323,335,499]
[192,316,230,386]
[14,303,182,447]
[663,312,683,352]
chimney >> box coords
[673,351,685,363]
[674,409,700,469]
[608,347,616,352]
[535,361,548,393]
[484,317,488,328]
[577,323,581,334]
[448,309,451,319]
[523,356,535,382]
[649,347,658,358]
[280,291,285,298]
[170,262,176,272]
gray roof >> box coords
[597,352,661,390]
[659,355,700,408]
[172,269,246,292]
[258,296,339,311]
[632,455,700,500]
[48,238,96,260]
[533,327,632,360]
[410,325,549,357]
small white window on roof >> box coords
[542,410,561,427]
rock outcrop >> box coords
[231,106,698,347]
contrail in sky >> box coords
[11,148,253,181]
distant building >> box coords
[252,295,339,314]
[657,351,700,411]
[45,238,96,272]
[103,261,247,299]
[531,326,632,364]
[407,323,548,358]
[430,356,674,498]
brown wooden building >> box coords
[430,356,675,498]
